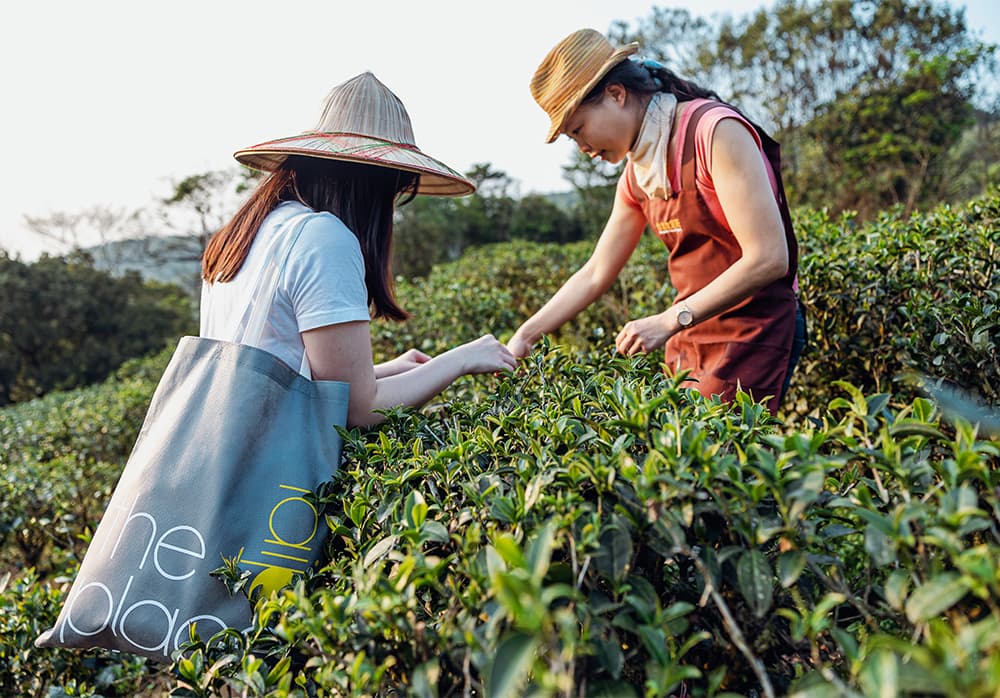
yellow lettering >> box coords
[267,496,318,550]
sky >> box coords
[2,0,998,261]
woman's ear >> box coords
[606,83,628,107]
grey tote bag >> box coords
[36,212,350,662]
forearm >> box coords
[374,359,403,379]
[350,353,462,427]
[678,253,787,326]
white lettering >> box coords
[118,598,179,655]
[63,580,114,638]
[110,574,135,637]
[108,495,157,570]
[154,525,206,580]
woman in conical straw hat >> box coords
[201,72,515,427]
[508,29,808,415]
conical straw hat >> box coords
[235,72,474,196]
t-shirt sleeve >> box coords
[616,162,643,207]
[694,107,774,193]
[280,212,371,332]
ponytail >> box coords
[582,57,721,106]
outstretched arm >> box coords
[507,187,647,358]
[303,322,516,427]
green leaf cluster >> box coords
[0,250,195,405]
[0,193,997,696]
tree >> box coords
[392,195,465,278]
[800,49,984,216]
[616,0,997,216]
[0,251,195,405]
[509,194,582,244]
[561,151,621,238]
[24,205,144,273]
[459,163,519,247]
[152,168,260,292]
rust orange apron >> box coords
[629,102,799,414]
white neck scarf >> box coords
[629,92,678,200]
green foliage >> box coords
[393,165,584,278]
[1,195,997,695]
[0,569,156,697]
[790,191,1000,413]
[0,348,170,572]
[165,346,999,696]
[560,150,621,239]
[799,47,982,217]
[620,0,998,217]
[0,250,195,405]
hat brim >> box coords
[234,132,475,197]
[545,42,640,144]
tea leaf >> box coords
[737,550,774,618]
[487,632,538,698]
[905,573,969,623]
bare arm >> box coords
[374,349,430,378]
[615,118,790,355]
[507,187,648,358]
[303,322,516,428]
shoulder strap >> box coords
[680,102,725,191]
[238,211,314,347]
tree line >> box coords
[3,0,995,401]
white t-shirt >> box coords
[200,201,371,374]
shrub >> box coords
[0,251,195,405]
[0,569,156,697]
[2,194,998,696]
[0,348,170,574]
[175,344,999,697]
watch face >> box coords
[677,307,693,327]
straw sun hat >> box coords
[531,29,640,144]
[234,72,474,196]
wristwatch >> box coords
[675,302,694,328]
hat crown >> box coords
[234,71,474,196]
[314,71,416,146]
[530,29,639,143]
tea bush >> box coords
[791,193,999,412]
[0,348,171,573]
[0,569,157,697]
[377,189,999,416]
[175,344,1000,697]
[1,192,997,696]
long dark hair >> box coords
[581,57,722,107]
[202,156,418,321]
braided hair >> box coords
[580,57,721,107]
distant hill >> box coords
[83,189,578,292]
[85,235,203,293]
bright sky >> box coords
[2,0,997,261]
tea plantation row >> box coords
[1,191,998,696]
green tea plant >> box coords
[790,191,999,413]
[174,342,1000,697]
[1,193,997,696]
[0,569,157,697]
[0,348,170,573]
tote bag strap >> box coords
[237,210,314,350]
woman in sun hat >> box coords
[201,71,516,427]
[507,29,808,415]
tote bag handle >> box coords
[238,211,314,348]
